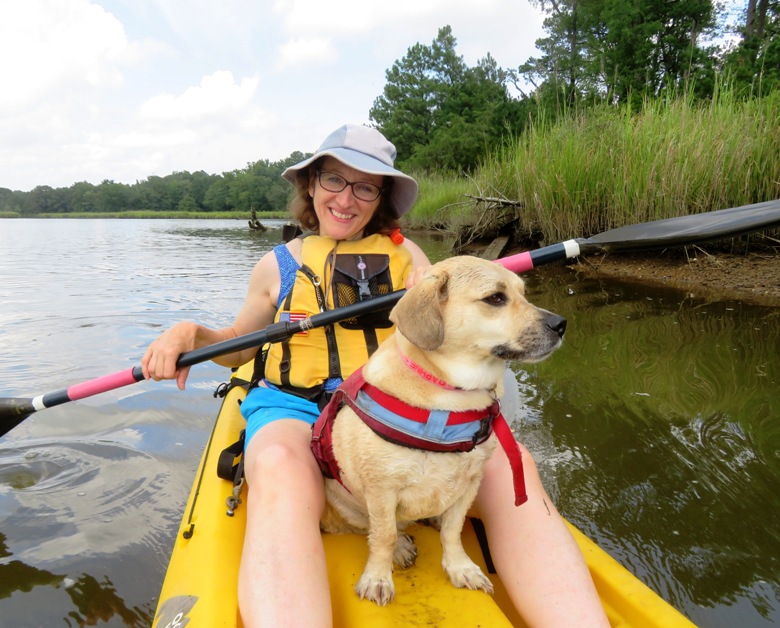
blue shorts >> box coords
[240,385,320,449]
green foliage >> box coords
[370,26,467,161]
[370,26,526,173]
[521,0,719,105]
[2,155,307,218]
[19,210,288,220]
[428,84,780,242]
[720,0,780,95]
[403,171,474,229]
[408,83,775,236]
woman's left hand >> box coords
[405,265,431,290]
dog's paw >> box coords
[356,573,395,606]
[393,533,417,568]
[444,560,495,594]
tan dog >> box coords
[314,255,566,605]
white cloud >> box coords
[278,0,451,36]
[140,71,260,121]
[0,0,129,111]
[276,38,338,69]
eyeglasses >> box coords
[317,171,383,202]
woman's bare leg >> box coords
[474,443,610,628]
[238,420,332,628]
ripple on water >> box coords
[0,436,180,567]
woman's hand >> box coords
[401,238,432,290]
[405,264,431,290]
[141,321,200,390]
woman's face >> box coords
[309,157,384,241]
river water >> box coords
[0,219,777,627]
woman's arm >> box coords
[142,249,281,389]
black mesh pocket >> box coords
[331,253,394,329]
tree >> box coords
[520,0,719,105]
[202,174,234,212]
[722,0,780,94]
[596,0,717,102]
[371,26,524,172]
[0,187,24,215]
[26,185,64,215]
[93,180,129,213]
[370,26,468,163]
[177,194,198,212]
[67,181,97,213]
[519,0,601,105]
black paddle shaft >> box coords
[176,290,406,368]
[0,290,406,436]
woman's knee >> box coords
[245,440,325,506]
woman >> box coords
[142,124,608,627]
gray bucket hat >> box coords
[282,124,418,217]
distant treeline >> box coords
[0,152,309,218]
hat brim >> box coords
[282,147,418,218]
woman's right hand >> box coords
[141,321,200,390]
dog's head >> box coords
[390,256,566,364]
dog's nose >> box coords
[546,314,567,338]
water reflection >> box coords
[0,531,152,626]
[519,269,780,625]
[0,437,171,561]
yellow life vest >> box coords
[263,234,412,399]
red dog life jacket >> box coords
[310,368,528,506]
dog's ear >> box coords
[390,270,449,350]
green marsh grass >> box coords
[405,172,474,230]
[409,87,780,244]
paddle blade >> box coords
[0,398,37,437]
[581,199,780,253]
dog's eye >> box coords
[482,292,507,306]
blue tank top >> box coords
[273,244,299,308]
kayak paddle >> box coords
[0,292,405,437]
[497,198,780,273]
[2,199,778,437]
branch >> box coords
[465,195,524,208]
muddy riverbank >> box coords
[563,248,780,306]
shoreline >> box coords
[542,248,780,306]
[459,232,780,306]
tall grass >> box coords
[409,85,780,243]
[405,171,474,229]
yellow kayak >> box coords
[153,363,695,627]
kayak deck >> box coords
[153,364,695,627]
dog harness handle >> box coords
[491,413,528,506]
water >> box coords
[0,219,778,626]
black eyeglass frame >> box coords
[316,170,384,202]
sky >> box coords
[0,0,546,192]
